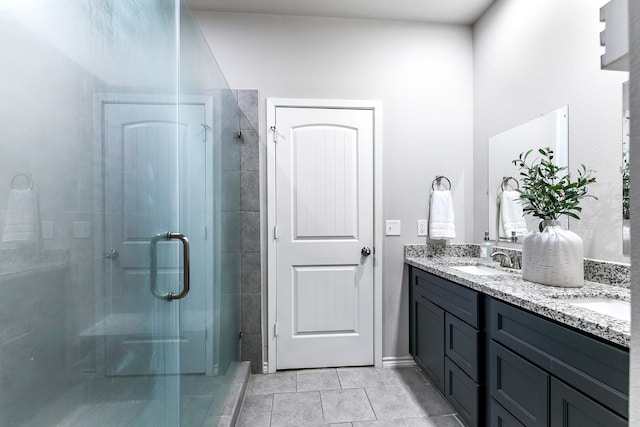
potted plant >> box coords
[513,147,597,287]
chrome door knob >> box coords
[361,247,371,256]
[103,249,119,259]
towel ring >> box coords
[11,173,33,190]
[501,176,519,191]
[431,175,451,191]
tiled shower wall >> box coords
[235,90,263,374]
[0,23,103,424]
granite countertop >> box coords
[405,255,630,348]
[0,248,70,278]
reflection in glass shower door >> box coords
[99,100,207,424]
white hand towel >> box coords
[429,190,456,239]
[3,188,39,242]
[499,190,527,238]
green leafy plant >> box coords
[513,147,597,231]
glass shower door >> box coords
[1,0,243,424]
[100,100,207,424]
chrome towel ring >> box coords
[431,175,451,191]
[501,176,519,191]
[11,173,33,190]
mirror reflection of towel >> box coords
[2,188,39,242]
[429,190,456,240]
[499,190,527,238]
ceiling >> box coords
[185,0,496,25]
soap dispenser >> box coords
[480,231,493,263]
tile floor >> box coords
[236,366,465,427]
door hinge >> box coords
[273,323,278,337]
[270,125,277,143]
[273,225,279,240]
[204,226,208,240]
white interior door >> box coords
[273,106,375,370]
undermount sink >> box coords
[561,297,630,322]
[450,264,509,276]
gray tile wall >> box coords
[0,28,103,425]
[236,90,263,374]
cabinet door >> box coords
[445,357,480,427]
[490,341,549,427]
[445,312,480,381]
[414,291,444,392]
[488,298,628,417]
[490,398,526,427]
[550,378,627,427]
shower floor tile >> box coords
[25,370,237,427]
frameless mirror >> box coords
[488,105,569,242]
[622,82,630,255]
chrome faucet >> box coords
[491,251,513,268]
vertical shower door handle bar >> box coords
[166,232,190,300]
[150,232,191,301]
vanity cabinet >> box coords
[408,264,630,427]
[487,298,628,427]
[411,289,445,390]
[409,267,482,427]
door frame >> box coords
[93,93,216,376]
[266,98,383,373]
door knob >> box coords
[103,249,119,259]
[361,247,371,256]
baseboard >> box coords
[382,356,416,368]
[262,358,415,371]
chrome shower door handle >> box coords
[150,232,190,301]
[166,232,190,300]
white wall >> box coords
[195,11,475,360]
[474,0,629,262]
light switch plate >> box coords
[417,220,428,236]
[385,220,401,236]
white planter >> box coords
[521,220,584,287]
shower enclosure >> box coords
[0,1,247,425]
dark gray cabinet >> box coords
[409,267,481,427]
[490,398,526,427]
[550,377,626,427]
[489,341,549,427]
[445,312,480,382]
[487,299,629,427]
[408,265,630,427]
[413,290,445,391]
[445,356,481,424]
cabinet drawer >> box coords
[445,356,480,427]
[490,341,549,427]
[550,377,627,427]
[490,399,525,427]
[413,268,480,328]
[445,313,480,381]
[488,298,629,417]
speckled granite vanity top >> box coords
[405,247,630,348]
[0,248,70,277]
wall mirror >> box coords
[622,82,630,255]
[487,105,569,242]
